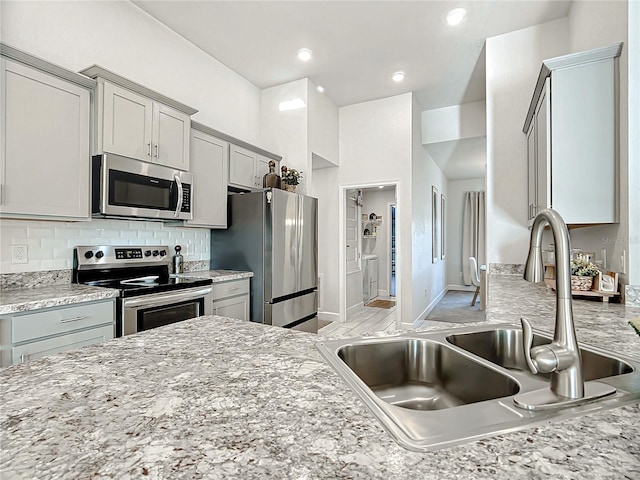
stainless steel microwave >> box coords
[92,154,193,221]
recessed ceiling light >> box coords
[278,98,306,111]
[378,185,384,189]
[446,7,467,26]
[297,48,313,61]
[317,85,325,93]
[392,71,406,82]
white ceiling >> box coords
[132,0,572,110]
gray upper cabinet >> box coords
[524,43,622,225]
[82,65,196,171]
[0,47,94,220]
[187,125,229,228]
[228,144,281,191]
[229,144,259,189]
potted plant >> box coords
[570,258,600,291]
[281,166,303,192]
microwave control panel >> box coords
[181,184,191,213]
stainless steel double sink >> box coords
[316,324,640,452]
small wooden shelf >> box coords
[544,279,620,303]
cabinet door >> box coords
[526,124,536,223]
[255,154,271,188]
[102,82,153,161]
[186,129,228,228]
[153,103,190,170]
[12,325,113,365]
[228,145,257,189]
[212,295,249,321]
[535,80,550,214]
[0,59,90,219]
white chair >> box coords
[469,256,481,306]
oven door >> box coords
[93,153,193,220]
[120,286,213,336]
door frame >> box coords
[339,181,401,325]
[387,202,396,298]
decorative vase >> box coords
[571,275,593,291]
[285,184,296,193]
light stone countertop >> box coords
[0,284,120,315]
[0,271,252,315]
[1,275,639,479]
[175,270,253,283]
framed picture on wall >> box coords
[441,194,446,260]
[432,186,439,263]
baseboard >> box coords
[447,284,476,292]
[347,302,364,316]
[414,288,448,323]
[318,311,340,322]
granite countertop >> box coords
[176,270,253,283]
[1,275,639,479]
[0,284,120,315]
[0,271,252,315]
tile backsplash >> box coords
[0,218,210,274]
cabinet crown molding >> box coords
[191,121,282,161]
[523,43,623,133]
[80,64,198,115]
[1,42,96,89]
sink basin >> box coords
[338,339,519,410]
[316,324,640,452]
[446,328,633,381]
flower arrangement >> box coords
[281,166,303,186]
[570,258,599,277]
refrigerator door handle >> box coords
[296,195,302,292]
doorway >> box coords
[339,182,400,326]
[388,203,396,297]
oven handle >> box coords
[123,287,212,309]
[174,175,183,218]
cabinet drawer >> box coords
[11,300,115,344]
[211,279,250,301]
[12,325,114,364]
[212,295,249,321]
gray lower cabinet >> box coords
[0,299,115,367]
[211,279,250,321]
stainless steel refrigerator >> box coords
[210,188,318,333]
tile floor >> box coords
[318,291,480,337]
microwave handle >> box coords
[174,175,183,218]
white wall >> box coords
[485,2,637,293]
[0,219,210,273]
[0,0,263,274]
[485,18,570,266]
[259,79,310,193]
[316,93,412,322]
[446,179,485,288]
[361,189,396,296]
[1,0,261,143]
[566,0,634,285]
[308,79,339,167]
[421,101,486,144]
[411,97,448,323]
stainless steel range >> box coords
[73,245,213,337]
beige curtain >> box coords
[462,191,486,285]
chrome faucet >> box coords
[514,208,615,410]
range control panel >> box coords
[75,245,171,268]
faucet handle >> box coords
[520,317,539,374]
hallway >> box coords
[318,291,483,337]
